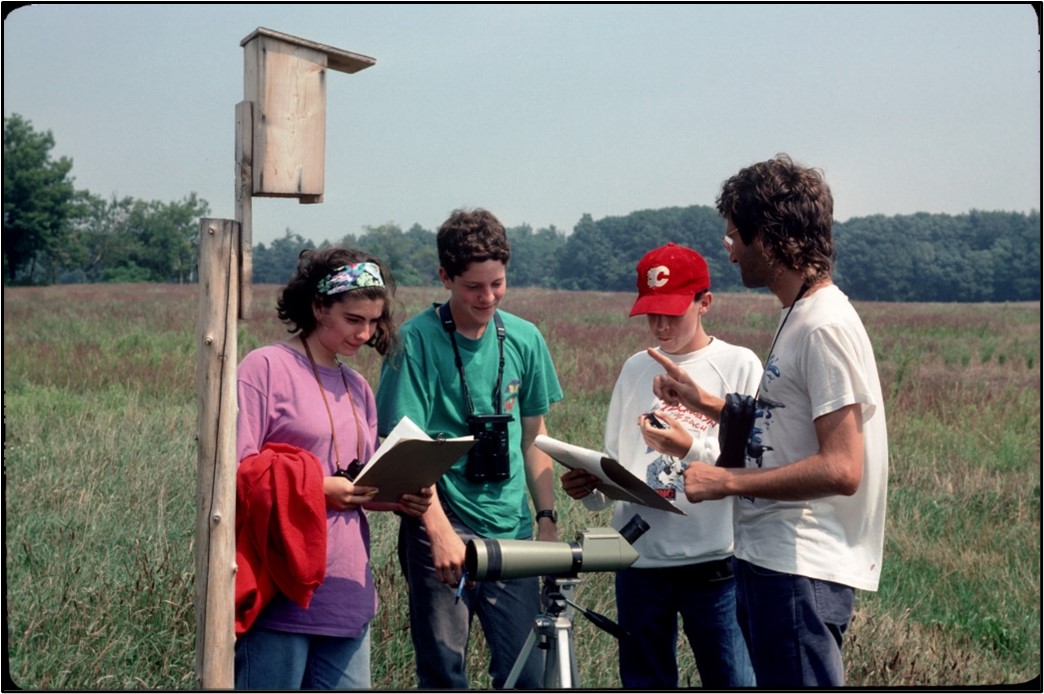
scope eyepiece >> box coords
[619,513,650,545]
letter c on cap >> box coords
[646,266,669,288]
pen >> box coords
[454,570,467,604]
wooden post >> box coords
[236,101,254,321]
[195,218,240,689]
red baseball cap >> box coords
[629,243,711,317]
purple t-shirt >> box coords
[237,342,378,637]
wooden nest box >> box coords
[241,27,375,203]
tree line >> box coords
[6,114,1039,302]
[4,114,209,285]
[261,206,1040,303]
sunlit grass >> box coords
[3,284,1040,688]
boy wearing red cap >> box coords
[561,242,759,688]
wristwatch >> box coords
[535,509,558,524]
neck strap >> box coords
[436,302,506,416]
[757,282,809,397]
[301,336,365,474]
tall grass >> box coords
[4,284,1040,688]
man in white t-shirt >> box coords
[561,243,760,688]
[648,155,888,687]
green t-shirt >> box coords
[376,306,563,539]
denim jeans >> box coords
[734,558,854,687]
[615,560,755,688]
[398,511,544,689]
[234,624,371,690]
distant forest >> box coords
[7,113,1039,302]
[255,206,1041,303]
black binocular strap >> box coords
[435,302,507,416]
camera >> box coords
[465,413,514,483]
[717,392,756,468]
[333,458,365,481]
[465,514,650,581]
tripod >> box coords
[504,576,627,689]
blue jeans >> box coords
[234,624,371,690]
[616,560,755,688]
[398,511,544,689]
[734,558,854,687]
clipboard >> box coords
[535,434,685,515]
[355,416,475,503]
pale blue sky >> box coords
[4,3,1040,247]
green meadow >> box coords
[4,283,1040,688]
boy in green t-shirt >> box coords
[376,208,563,689]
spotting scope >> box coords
[465,514,649,581]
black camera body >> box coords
[466,413,514,483]
[717,393,756,468]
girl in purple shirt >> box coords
[235,247,431,690]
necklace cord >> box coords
[756,282,810,398]
[301,336,365,474]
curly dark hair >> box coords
[716,153,835,285]
[276,247,399,355]
[436,208,511,279]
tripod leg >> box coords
[556,624,575,688]
[542,628,558,689]
[505,623,541,689]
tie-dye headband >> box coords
[316,262,385,296]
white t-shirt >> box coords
[584,338,762,568]
[734,285,888,592]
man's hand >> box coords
[683,461,731,502]
[647,348,725,420]
[428,524,467,586]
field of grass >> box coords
[4,283,1040,689]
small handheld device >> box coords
[645,412,667,430]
